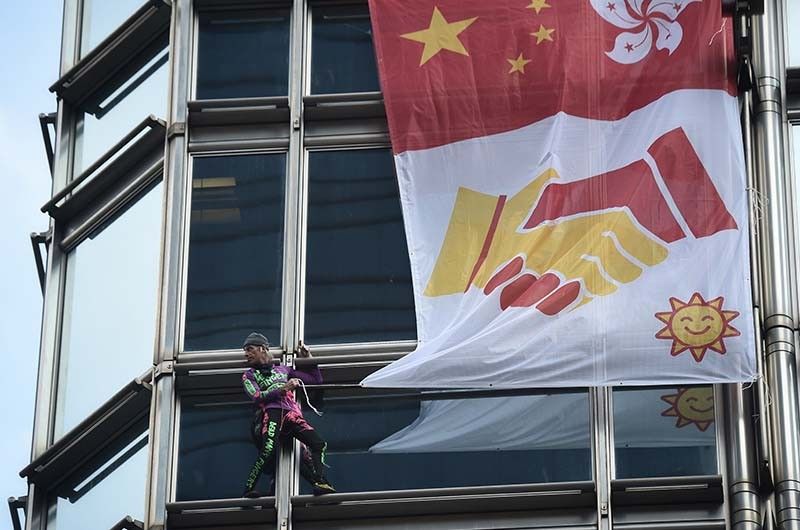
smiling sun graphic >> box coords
[655,293,740,362]
[661,387,715,431]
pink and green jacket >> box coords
[242,364,322,416]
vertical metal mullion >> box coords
[714,384,732,530]
[277,2,310,530]
[593,387,613,530]
[284,0,308,354]
[144,0,192,527]
[26,0,82,529]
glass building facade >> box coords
[12,1,800,530]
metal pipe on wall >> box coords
[724,384,762,530]
[143,0,192,527]
[751,0,800,527]
[725,42,764,528]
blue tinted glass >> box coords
[56,185,162,438]
[299,391,592,493]
[196,10,290,99]
[789,2,799,65]
[177,401,273,500]
[185,154,286,351]
[51,436,147,530]
[311,6,380,94]
[614,387,718,478]
[80,0,146,56]
[305,149,415,344]
[75,53,168,175]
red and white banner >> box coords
[363,0,756,387]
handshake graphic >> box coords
[424,128,738,315]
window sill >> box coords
[291,481,596,520]
[166,497,277,528]
[611,475,723,506]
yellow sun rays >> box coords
[654,293,740,362]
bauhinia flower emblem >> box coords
[589,0,701,64]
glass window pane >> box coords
[789,1,799,66]
[74,52,169,175]
[299,390,592,493]
[305,149,415,344]
[177,400,275,500]
[196,10,290,100]
[80,0,146,57]
[51,435,147,530]
[185,154,286,351]
[311,6,380,94]
[56,185,163,438]
[614,387,718,479]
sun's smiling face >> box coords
[655,293,740,362]
[661,387,715,431]
[671,304,725,347]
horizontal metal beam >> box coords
[612,475,724,506]
[41,116,164,215]
[293,480,595,504]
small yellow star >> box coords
[401,7,478,66]
[531,24,555,44]
[526,0,551,14]
[507,53,532,74]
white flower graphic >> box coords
[590,0,701,64]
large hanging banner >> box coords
[363,0,756,387]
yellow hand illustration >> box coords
[425,168,669,312]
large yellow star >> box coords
[507,53,532,74]
[527,0,551,14]
[401,7,478,66]
[531,24,555,44]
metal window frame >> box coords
[178,148,292,356]
[20,378,152,499]
[304,0,376,98]
[606,385,726,481]
[190,2,294,104]
[179,0,396,359]
[169,374,598,524]
[50,0,172,115]
[298,144,414,348]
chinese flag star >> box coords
[401,7,478,66]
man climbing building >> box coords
[241,332,336,497]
